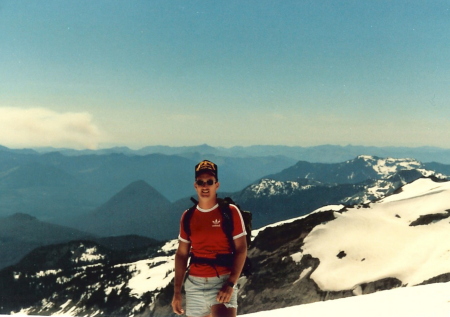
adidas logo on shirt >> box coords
[212,219,221,227]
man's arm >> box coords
[172,241,190,315]
[216,235,247,303]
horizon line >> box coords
[2,143,450,152]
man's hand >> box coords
[172,292,184,315]
[216,283,234,304]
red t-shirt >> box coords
[178,203,246,277]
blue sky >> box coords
[1,0,449,149]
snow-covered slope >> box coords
[240,281,450,317]
[301,178,450,291]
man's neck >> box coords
[197,197,218,210]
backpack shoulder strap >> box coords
[183,197,198,238]
[221,197,252,249]
[218,198,236,253]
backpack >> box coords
[183,196,253,277]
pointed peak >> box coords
[117,180,162,197]
[6,213,38,222]
[100,179,171,210]
[124,179,152,189]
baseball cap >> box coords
[195,160,218,179]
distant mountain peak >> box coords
[246,178,318,198]
[110,180,169,204]
[6,213,37,222]
[352,155,445,180]
[355,154,421,165]
[77,180,175,238]
[122,179,153,191]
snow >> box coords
[358,155,446,180]
[161,239,178,252]
[78,247,105,262]
[290,252,303,263]
[248,179,311,198]
[239,281,450,317]
[33,269,61,278]
[380,177,447,204]
[55,300,72,313]
[104,282,125,296]
[302,178,450,291]
[371,157,421,175]
[127,255,175,296]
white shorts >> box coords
[185,274,238,317]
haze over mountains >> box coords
[0,145,299,222]
[2,143,450,222]
[28,144,450,164]
[2,143,449,231]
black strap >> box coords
[190,253,234,267]
[218,199,235,252]
[188,253,234,278]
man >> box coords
[172,160,247,317]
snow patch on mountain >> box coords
[341,177,406,205]
[247,179,315,198]
[74,246,105,263]
[358,155,446,179]
[302,178,450,292]
[127,255,175,297]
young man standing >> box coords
[172,160,247,317]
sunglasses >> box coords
[196,179,216,186]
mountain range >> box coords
[1,153,448,270]
[0,146,296,222]
[29,143,450,164]
[1,174,449,316]
[24,155,450,238]
[3,142,450,224]
[2,143,450,224]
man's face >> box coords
[194,173,219,200]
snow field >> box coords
[302,178,450,291]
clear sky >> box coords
[1,0,449,149]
